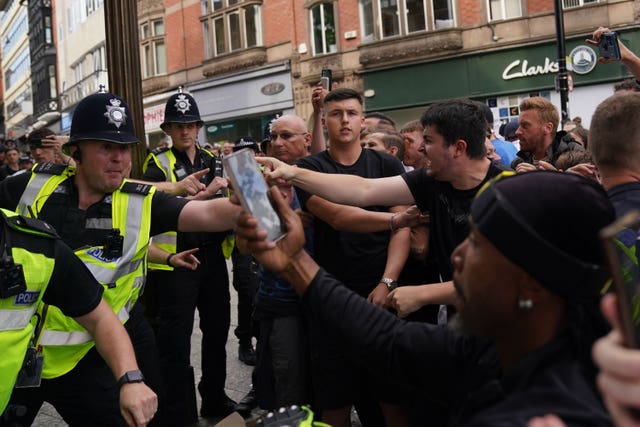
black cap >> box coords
[233,136,259,153]
[471,171,614,299]
[160,89,203,131]
[65,90,139,151]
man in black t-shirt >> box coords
[295,88,410,427]
[260,98,509,320]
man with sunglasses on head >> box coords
[142,89,235,424]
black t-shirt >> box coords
[143,147,226,251]
[296,149,406,291]
[607,182,640,219]
[0,171,187,250]
[401,162,509,280]
[0,165,20,181]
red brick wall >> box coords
[528,0,554,14]
[459,0,483,27]
[164,0,204,73]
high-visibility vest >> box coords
[0,209,56,413]
[16,166,155,378]
[143,149,179,270]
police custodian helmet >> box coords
[160,87,204,131]
[65,87,139,150]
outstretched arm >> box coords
[76,300,157,427]
[259,156,415,207]
[589,27,640,79]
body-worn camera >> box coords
[320,68,332,91]
[0,256,27,299]
[599,31,621,60]
[103,229,124,259]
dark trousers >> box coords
[155,248,230,424]
[8,306,165,426]
[231,248,258,345]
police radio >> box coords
[103,229,124,259]
[0,255,27,299]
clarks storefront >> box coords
[362,28,640,128]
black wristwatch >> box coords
[379,278,398,291]
[117,370,145,388]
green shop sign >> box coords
[363,29,639,111]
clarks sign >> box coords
[501,45,598,81]
[502,58,559,80]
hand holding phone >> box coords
[223,149,287,242]
[320,68,332,91]
[600,210,640,348]
[598,31,621,61]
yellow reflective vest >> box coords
[0,209,56,413]
[143,149,179,270]
[16,166,154,378]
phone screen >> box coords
[222,149,287,242]
[600,210,640,348]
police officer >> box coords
[0,88,241,426]
[142,89,236,424]
[0,208,157,426]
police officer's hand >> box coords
[200,176,228,199]
[176,169,209,196]
[168,247,201,270]
[234,186,305,274]
[120,382,157,427]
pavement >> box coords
[32,260,256,427]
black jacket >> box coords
[511,131,584,168]
[303,268,613,427]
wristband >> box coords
[166,253,176,266]
[389,212,399,232]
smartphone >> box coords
[600,210,640,348]
[320,68,332,91]
[599,31,621,60]
[222,148,287,242]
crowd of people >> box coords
[3,25,640,427]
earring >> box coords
[518,299,533,310]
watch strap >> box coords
[117,370,145,388]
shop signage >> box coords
[502,57,559,80]
[260,82,285,96]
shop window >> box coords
[488,0,521,21]
[359,0,453,43]
[563,0,598,8]
[311,2,337,55]
[140,18,167,78]
[202,0,262,59]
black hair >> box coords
[364,111,396,127]
[72,148,82,162]
[323,88,363,107]
[420,99,487,160]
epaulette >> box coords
[151,146,171,155]
[120,181,153,195]
[32,163,68,175]
[5,215,59,239]
[199,147,215,158]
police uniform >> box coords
[0,91,188,426]
[142,90,235,423]
[0,209,103,422]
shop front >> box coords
[362,28,640,128]
[190,62,294,146]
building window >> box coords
[140,18,166,78]
[562,0,598,7]
[310,2,336,55]
[2,8,27,56]
[488,0,521,21]
[5,49,30,91]
[201,0,262,59]
[359,0,453,43]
